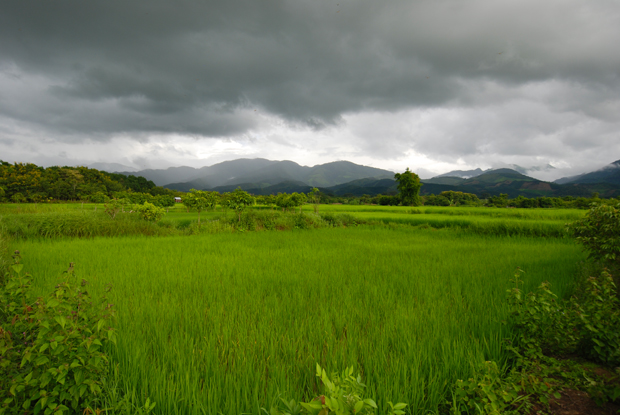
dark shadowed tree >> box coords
[394,168,422,206]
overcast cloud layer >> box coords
[1,0,619,179]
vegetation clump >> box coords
[569,201,620,270]
[0,160,177,203]
[451,268,620,414]
[266,365,407,415]
[0,253,117,414]
[394,168,422,206]
[181,189,219,224]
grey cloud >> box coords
[2,0,619,138]
[0,0,619,176]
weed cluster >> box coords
[0,209,372,241]
[0,211,176,240]
[265,365,407,415]
[178,211,368,234]
[451,269,620,414]
[0,252,119,414]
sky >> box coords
[1,0,619,180]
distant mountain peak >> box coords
[89,162,137,172]
[554,159,620,185]
[435,168,485,179]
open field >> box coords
[10,217,585,414]
[1,203,586,240]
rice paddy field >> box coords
[2,203,587,414]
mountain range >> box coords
[555,159,620,186]
[116,159,394,191]
[433,163,556,180]
[110,159,620,198]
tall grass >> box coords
[0,211,176,239]
[306,204,586,221]
[1,205,579,241]
[16,227,584,414]
[348,212,569,237]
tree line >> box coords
[0,161,178,203]
[2,162,615,209]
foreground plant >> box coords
[0,252,116,414]
[451,268,620,414]
[265,364,407,415]
[568,201,620,267]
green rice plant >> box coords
[309,205,585,222]
[13,227,584,414]
[344,212,568,237]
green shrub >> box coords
[319,213,342,227]
[575,272,620,365]
[87,192,109,204]
[0,211,176,239]
[0,252,117,414]
[266,364,407,415]
[135,201,166,222]
[568,202,620,266]
[104,198,130,219]
[451,361,527,415]
[451,268,620,414]
[507,268,620,366]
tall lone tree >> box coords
[394,168,422,206]
[225,188,255,222]
[183,189,218,225]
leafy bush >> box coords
[265,364,407,415]
[0,211,176,239]
[451,268,620,414]
[568,202,620,266]
[451,361,528,415]
[222,188,255,222]
[0,252,117,414]
[87,192,109,204]
[104,198,130,219]
[135,201,166,222]
[508,268,620,366]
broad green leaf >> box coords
[364,399,377,409]
[97,319,106,332]
[35,355,50,366]
[54,316,67,329]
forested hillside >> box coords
[0,161,175,202]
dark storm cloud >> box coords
[1,0,619,175]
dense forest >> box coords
[0,160,177,203]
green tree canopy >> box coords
[183,189,218,224]
[394,168,422,206]
[569,202,620,266]
[224,188,255,221]
[290,192,308,214]
[308,187,321,213]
